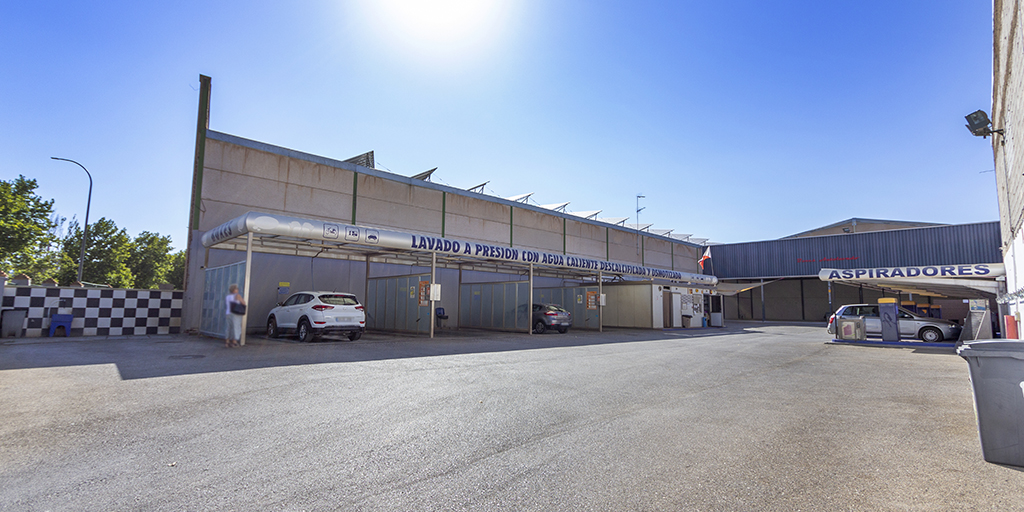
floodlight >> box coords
[965,110,1004,138]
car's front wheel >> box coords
[297,319,315,343]
[533,321,546,334]
[267,317,279,338]
[919,327,943,343]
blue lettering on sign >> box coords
[829,270,841,279]
[890,268,905,277]
[923,267,939,277]
[876,269,889,278]
[959,265,972,276]
[906,267,920,277]
[975,264,990,275]
[940,266,955,276]
[841,270,854,279]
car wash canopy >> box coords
[202,211,718,286]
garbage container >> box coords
[957,340,1024,467]
[1,309,27,338]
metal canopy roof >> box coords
[818,264,1005,299]
[202,212,718,286]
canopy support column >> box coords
[430,252,437,339]
[598,271,603,333]
[240,231,253,346]
[528,263,534,335]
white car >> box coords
[266,291,365,342]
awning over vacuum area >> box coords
[818,264,1005,299]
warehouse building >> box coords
[181,76,717,339]
[709,219,1003,325]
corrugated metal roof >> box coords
[709,222,1001,279]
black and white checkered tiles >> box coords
[1,286,182,337]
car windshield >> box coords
[319,294,359,306]
[545,305,567,313]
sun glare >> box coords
[361,0,518,66]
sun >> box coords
[359,0,519,65]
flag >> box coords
[698,247,711,270]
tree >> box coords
[129,231,174,289]
[167,251,186,290]
[0,176,60,278]
[59,218,134,287]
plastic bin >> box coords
[957,340,1024,467]
[1,309,27,338]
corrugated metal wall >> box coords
[710,222,1001,279]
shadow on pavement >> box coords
[0,325,761,381]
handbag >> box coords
[230,301,247,315]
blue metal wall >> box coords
[709,222,1001,279]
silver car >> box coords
[826,304,961,342]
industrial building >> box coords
[709,219,1003,325]
[182,77,719,340]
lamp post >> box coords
[51,157,92,283]
[636,194,645,254]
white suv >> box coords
[266,291,366,342]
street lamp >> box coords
[51,157,92,283]
[636,194,645,254]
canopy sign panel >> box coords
[818,264,1004,281]
[817,263,1005,299]
[202,212,718,286]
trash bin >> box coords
[835,317,866,341]
[957,340,1024,467]
[1,309,27,338]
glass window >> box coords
[856,306,879,317]
[320,294,359,306]
[284,294,301,306]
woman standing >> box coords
[225,284,246,348]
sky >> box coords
[0,1,999,249]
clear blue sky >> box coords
[0,1,997,248]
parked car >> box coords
[826,304,961,342]
[532,303,572,334]
[266,291,365,342]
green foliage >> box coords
[3,175,183,288]
[0,176,60,277]
[60,218,134,287]
[130,231,174,289]
[167,251,186,290]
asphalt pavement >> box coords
[2,322,1022,511]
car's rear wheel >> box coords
[297,319,315,343]
[348,331,362,341]
[919,327,943,343]
[267,317,279,338]
[557,326,568,334]
[533,321,546,334]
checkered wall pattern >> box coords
[2,286,183,338]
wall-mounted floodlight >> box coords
[965,110,1004,138]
